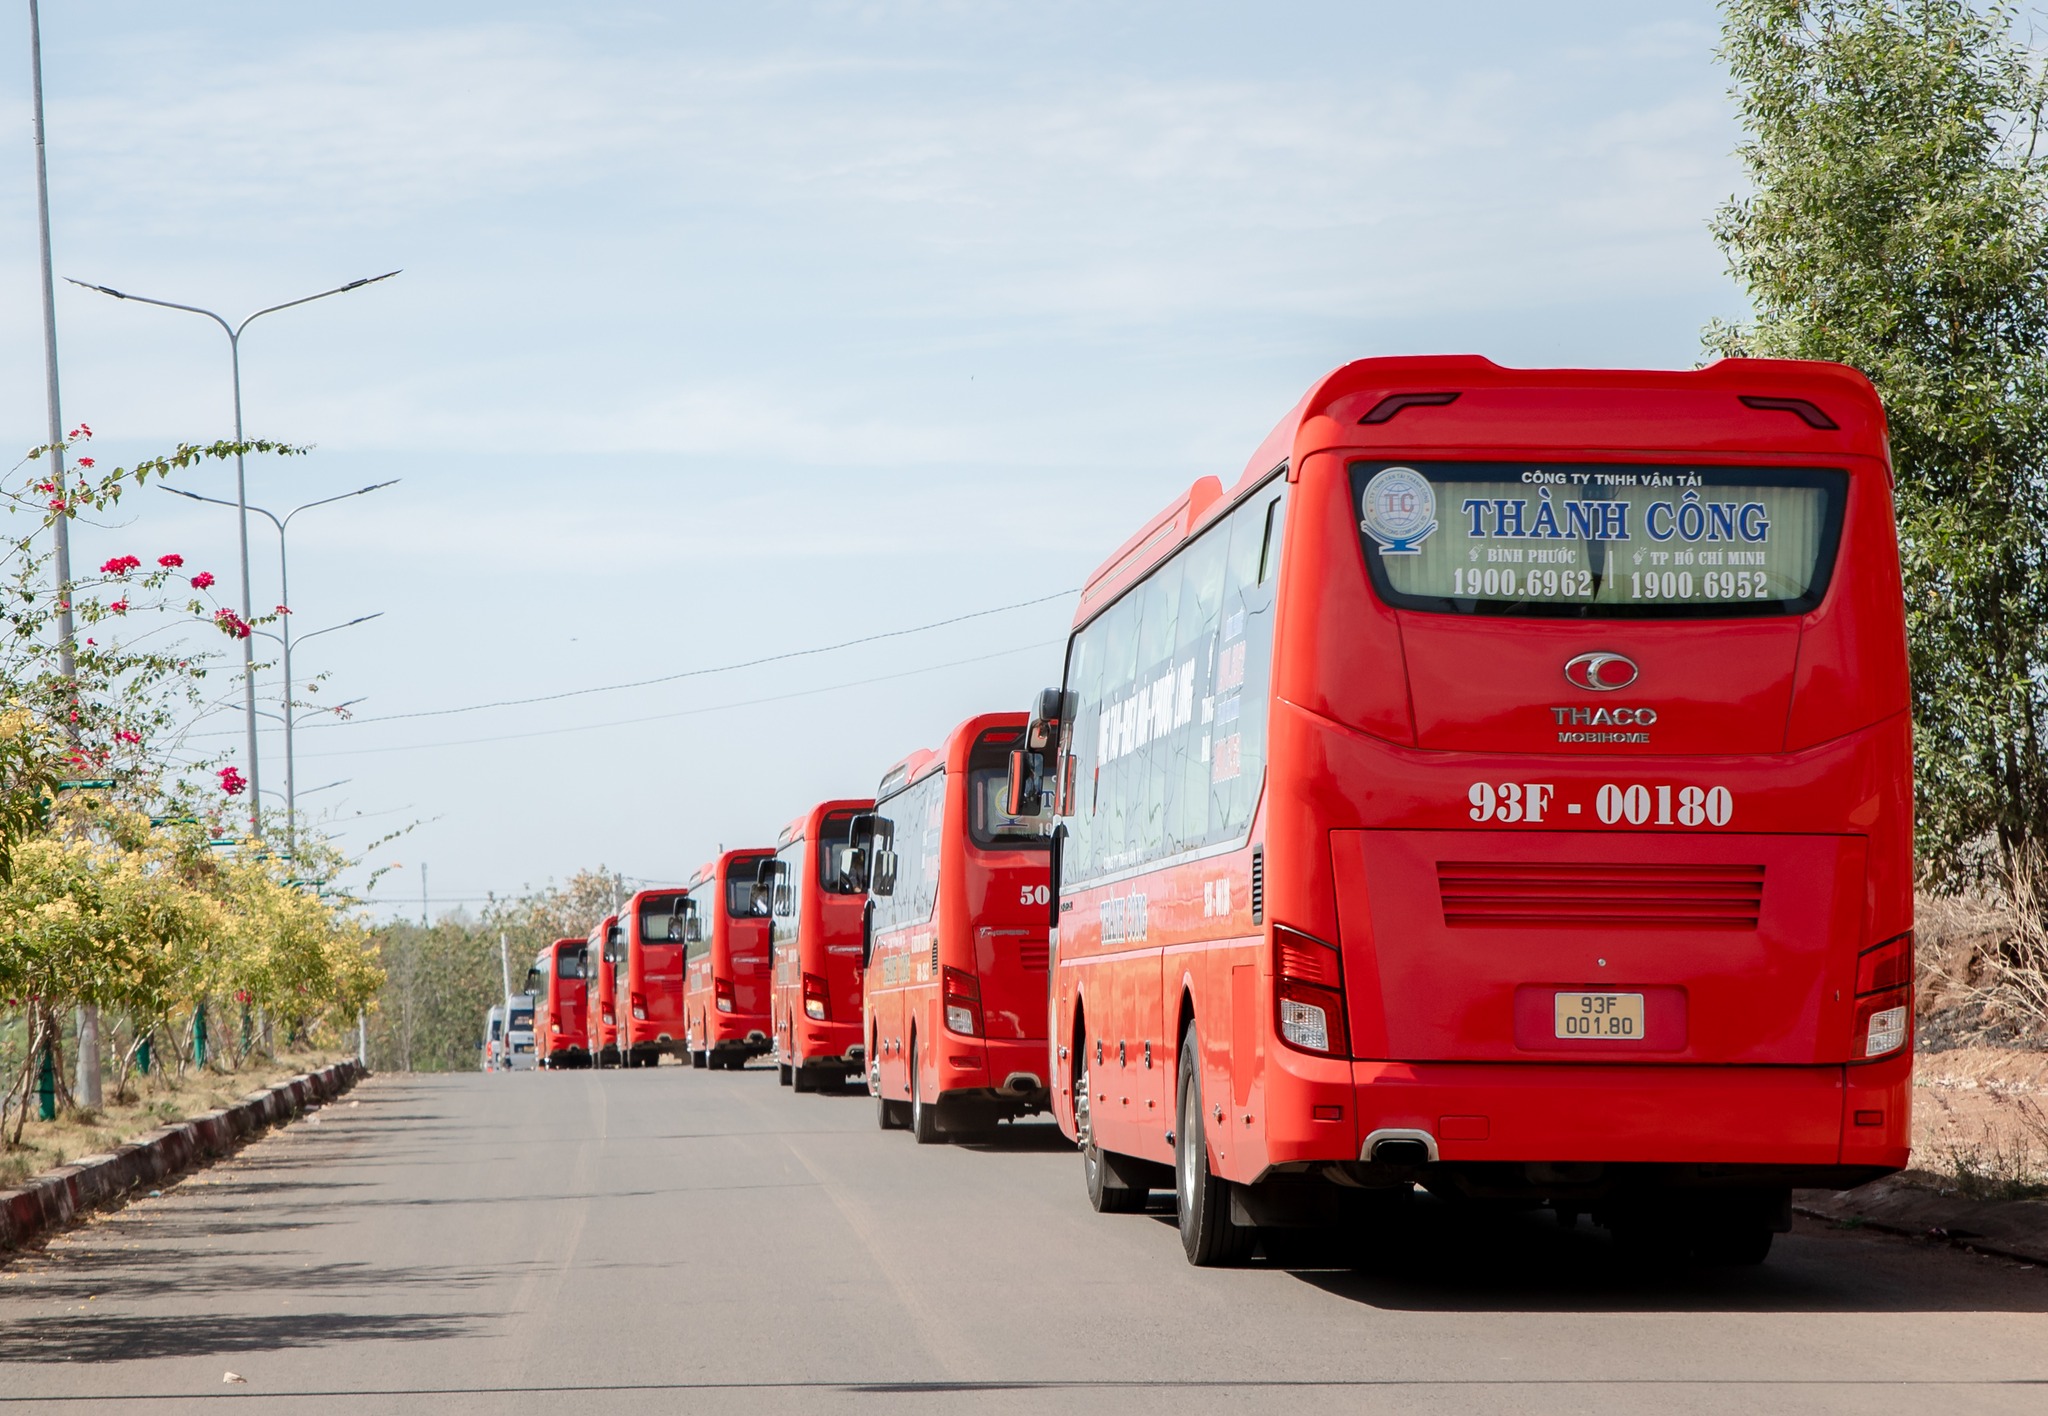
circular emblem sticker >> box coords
[1359,466,1438,555]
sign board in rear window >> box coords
[1349,461,1846,618]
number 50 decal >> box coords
[1019,885,1052,907]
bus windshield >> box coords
[508,1007,533,1030]
[1353,461,1846,618]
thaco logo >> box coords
[1563,651,1638,692]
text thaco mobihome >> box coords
[859,714,1055,1141]
[684,851,775,1068]
[767,798,875,1092]
[1015,355,1912,1265]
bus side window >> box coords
[1209,487,1286,845]
[1166,518,1229,857]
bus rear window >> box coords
[967,731,1052,849]
[639,895,688,941]
[1351,461,1846,618]
[727,858,772,917]
[556,948,584,979]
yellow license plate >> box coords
[1554,991,1644,1040]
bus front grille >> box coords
[1436,861,1765,929]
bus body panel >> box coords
[686,850,775,1059]
[866,714,1052,1122]
[771,798,874,1079]
[1048,355,1913,1214]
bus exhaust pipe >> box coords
[1002,1072,1042,1096]
[1364,1129,1439,1166]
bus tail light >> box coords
[715,977,735,1014]
[1274,925,1349,1057]
[942,966,982,1037]
[630,992,647,1021]
[802,972,830,1021]
[1853,933,1912,1059]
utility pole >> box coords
[28,0,99,1111]
[420,863,428,927]
[499,932,512,1008]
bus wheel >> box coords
[792,1063,818,1094]
[690,1050,707,1069]
[909,1039,942,1145]
[1175,1021,1254,1266]
[778,1061,793,1087]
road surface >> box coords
[1,1066,2043,1413]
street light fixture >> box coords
[161,480,394,855]
[67,270,400,838]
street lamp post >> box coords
[161,482,392,856]
[67,270,399,838]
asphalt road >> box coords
[1,1066,2044,1414]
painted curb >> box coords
[0,1060,366,1251]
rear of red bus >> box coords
[1039,356,1911,1263]
[587,914,622,1068]
[865,714,1054,1141]
[684,850,775,1069]
[770,799,873,1092]
[531,938,590,1069]
[619,889,689,1066]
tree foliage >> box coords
[1710,0,2048,889]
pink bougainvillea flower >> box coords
[109,599,129,614]
[76,457,94,469]
[99,554,141,575]
[33,480,52,494]
[275,604,291,616]
[48,497,67,512]
[115,729,140,744]
[217,766,247,796]
[191,571,216,590]
[158,553,184,568]
[214,609,252,639]
[67,423,91,441]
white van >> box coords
[506,993,538,1071]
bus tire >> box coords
[690,1049,707,1069]
[778,1062,793,1087]
[1175,1020,1253,1266]
[909,1038,942,1145]
[792,1063,819,1094]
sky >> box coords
[2,0,1749,920]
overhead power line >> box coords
[293,639,1063,760]
[306,586,1079,730]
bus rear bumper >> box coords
[1261,1055,1909,1178]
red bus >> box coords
[615,888,690,1067]
[1019,355,1911,1265]
[526,937,590,1069]
[861,713,1055,1142]
[766,798,874,1092]
[587,913,622,1068]
[684,850,775,1070]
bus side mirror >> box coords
[861,898,875,969]
[872,850,898,897]
[1008,748,1044,818]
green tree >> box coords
[1709,0,2048,891]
